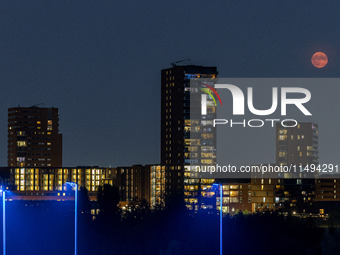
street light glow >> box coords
[65,182,78,255]
[213,183,223,255]
[2,190,7,255]
[66,182,77,188]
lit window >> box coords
[17,141,27,147]
[279,129,287,134]
[279,135,287,141]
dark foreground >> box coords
[2,187,340,255]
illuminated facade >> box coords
[200,180,252,214]
[220,182,252,214]
[161,65,218,210]
[116,165,165,208]
[250,177,277,212]
[315,175,340,215]
[275,122,319,212]
[10,167,115,200]
[149,165,166,207]
[10,165,165,206]
[276,122,319,165]
[8,107,62,167]
[315,175,340,202]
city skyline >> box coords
[1,2,340,255]
[1,1,340,167]
[3,78,339,169]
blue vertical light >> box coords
[213,183,223,255]
[66,182,78,255]
[2,191,5,255]
[75,183,78,255]
[219,185,222,255]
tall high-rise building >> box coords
[276,122,319,165]
[161,65,218,209]
[8,106,62,167]
[275,122,319,212]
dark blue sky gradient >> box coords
[0,0,339,167]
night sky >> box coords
[0,0,339,167]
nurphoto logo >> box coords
[201,83,312,128]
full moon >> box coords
[311,52,328,68]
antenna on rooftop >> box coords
[30,103,45,108]
[170,59,191,67]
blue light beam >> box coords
[66,182,78,255]
[1,190,6,255]
[213,183,223,255]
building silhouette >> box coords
[161,65,218,210]
[8,106,62,167]
[116,165,165,208]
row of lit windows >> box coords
[15,168,103,174]
[14,168,109,191]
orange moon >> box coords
[311,52,328,68]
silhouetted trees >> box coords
[97,184,121,224]
[321,228,340,255]
[78,186,92,221]
[3,185,340,255]
[124,197,151,221]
